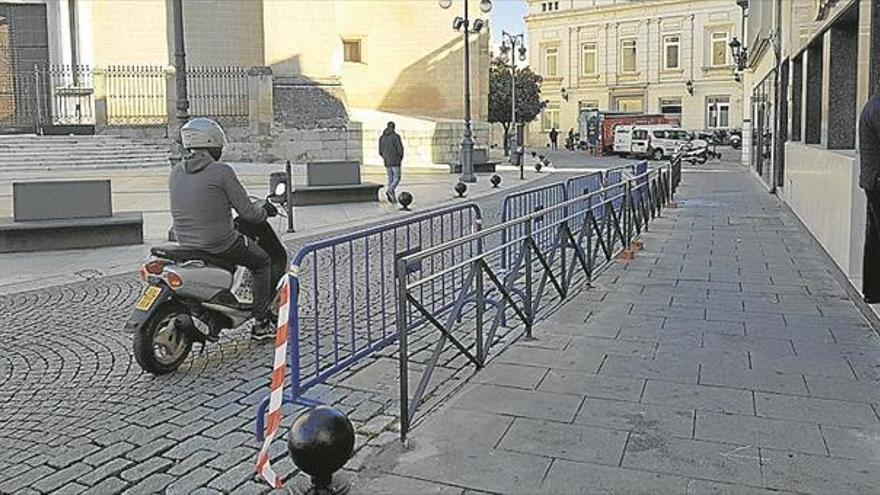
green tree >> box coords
[489,57,546,155]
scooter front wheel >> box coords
[133,302,193,375]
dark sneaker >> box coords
[385,190,395,203]
[251,319,276,341]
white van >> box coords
[612,126,651,156]
[614,125,654,156]
[614,125,707,160]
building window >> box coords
[542,3,546,11]
[542,104,560,131]
[621,39,637,73]
[615,96,643,112]
[343,39,363,63]
[581,42,597,76]
[544,46,559,77]
[706,95,730,128]
[711,31,729,67]
[660,97,682,115]
[663,35,680,70]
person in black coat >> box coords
[859,85,880,303]
[379,121,404,203]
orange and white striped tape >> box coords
[255,275,291,488]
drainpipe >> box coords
[770,0,783,194]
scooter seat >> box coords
[150,243,235,272]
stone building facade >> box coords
[524,0,743,146]
[741,0,879,293]
[0,0,491,165]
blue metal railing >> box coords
[255,203,482,440]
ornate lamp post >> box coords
[169,0,190,166]
[499,31,526,179]
[439,0,492,183]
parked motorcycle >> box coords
[673,141,709,165]
[127,184,289,375]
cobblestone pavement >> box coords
[355,159,880,494]
[0,170,576,494]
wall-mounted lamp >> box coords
[729,37,748,72]
[685,80,694,96]
[561,87,569,101]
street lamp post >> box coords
[499,31,526,179]
[439,0,492,183]
[169,0,190,167]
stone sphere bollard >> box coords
[454,181,467,198]
[490,174,502,188]
[398,191,413,211]
[535,161,543,172]
[288,406,355,494]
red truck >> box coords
[579,111,679,155]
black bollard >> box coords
[288,406,355,495]
[454,181,467,198]
[490,174,501,188]
[398,191,413,211]
[535,161,543,172]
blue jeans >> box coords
[386,166,401,196]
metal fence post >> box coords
[475,259,485,366]
[524,219,534,339]
[586,194,594,281]
[396,257,410,443]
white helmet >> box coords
[180,117,227,150]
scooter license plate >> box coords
[135,286,162,311]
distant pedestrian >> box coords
[549,127,559,150]
[379,121,404,203]
[860,85,880,304]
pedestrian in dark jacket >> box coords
[379,122,404,203]
[860,86,880,303]
[549,127,559,150]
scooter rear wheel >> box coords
[133,302,193,375]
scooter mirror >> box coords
[274,182,287,197]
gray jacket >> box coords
[379,129,404,167]
[169,151,267,253]
[860,94,880,190]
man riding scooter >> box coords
[169,117,278,339]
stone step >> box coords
[0,158,170,169]
[0,149,168,158]
[0,134,172,169]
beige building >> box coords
[741,0,878,293]
[524,0,743,146]
[0,0,491,165]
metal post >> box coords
[524,219,534,339]
[396,258,409,443]
[511,52,517,164]
[169,0,190,167]
[460,0,476,183]
[475,260,485,366]
[586,194,594,281]
[285,160,295,233]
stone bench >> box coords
[0,180,143,253]
[448,147,499,174]
[292,160,380,206]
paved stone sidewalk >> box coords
[355,160,880,494]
